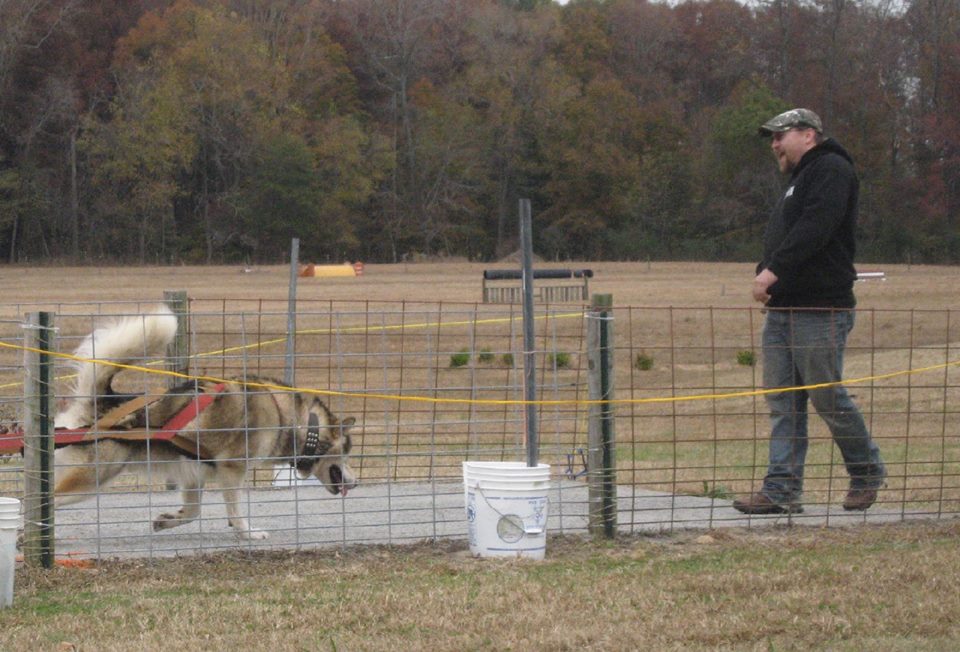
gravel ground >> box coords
[13,478,924,560]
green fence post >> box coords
[587,294,616,538]
[23,311,55,568]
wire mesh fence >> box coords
[1,298,958,560]
[615,305,960,529]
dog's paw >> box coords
[237,527,269,541]
[153,512,189,531]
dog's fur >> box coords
[53,306,357,540]
[54,305,181,430]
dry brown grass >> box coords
[2,520,959,651]
[1,260,959,308]
[2,261,959,499]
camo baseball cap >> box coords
[758,108,823,136]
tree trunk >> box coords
[7,213,18,264]
[69,128,79,261]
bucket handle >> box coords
[470,483,547,535]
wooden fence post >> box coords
[22,312,55,568]
[587,294,616,538]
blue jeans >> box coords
[761,309,885,502]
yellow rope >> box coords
[2,338,958,407]
[191,312,582,358]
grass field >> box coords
[2,262,960,649]
[3,521,959,650]
[2,261,959,498]
[2,259,960,308]
[2,260,958,493]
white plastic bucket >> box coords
[463,462,550,560]
[0,496,21,608]
[272,465,321,487]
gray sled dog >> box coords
[53,305,357,540]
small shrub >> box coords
[477,348,495,364]
[634,353,654,371]
[500,353,514,367]
[736,350,756,367]
[549,352,571,369]
[449,349,470,368]
[696,482,733,500]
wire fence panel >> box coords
[1,299,958,560]
[0,317,25,501]
[615,305,960,531]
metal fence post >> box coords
[519,199,538,467]
[587,294,616,538]
[22,311,55,568]
[285,237,300,387]
[164,290,189,385]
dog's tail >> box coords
[54,305,179,429]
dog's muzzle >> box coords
[295,413,354,496]
[330,465,346,496]
[329,464,358,497]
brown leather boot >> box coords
[842,488,879,511]
[732,492,803,515]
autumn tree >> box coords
[0,0,160,262]
[0,0,956,264]
[79,0,381,263]
[705,83,787,258]
[456,1,571,258]
[907,0,960,260]
[332,0,479,260]
[78,73,194,263]
[671,0,757,115]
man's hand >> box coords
[753,268,778,304]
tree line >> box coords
[0,0,957,265]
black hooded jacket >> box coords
[757,138,859,309]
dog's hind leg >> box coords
[54,443,130,508]
[219,464,268,540]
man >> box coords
[733,108,886,515]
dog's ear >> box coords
[339,416,355,432]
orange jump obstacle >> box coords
[298,262,364,278]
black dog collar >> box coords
[294,412,329,473]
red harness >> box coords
[0,383,225,459]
